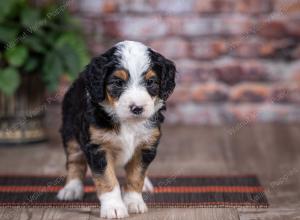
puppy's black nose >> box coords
[130,105,144,115]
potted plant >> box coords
[0,0,89,145]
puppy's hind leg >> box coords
[57,139,87,201]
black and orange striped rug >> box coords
[0,175,268,208]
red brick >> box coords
[259,39,295,57]
[235,0,273,14]
[230,83,271,102]
[149,38,190,59]
[229,38,295,58]
[176,60,213,83]
[192,81,229,102]
[286,17,300,37]
[118,0,155,13]
[290,61,300,85]
[213,59,269,84]
[195,0,234,13]
[242,61,270,82]
[101,16,120,37]
[213,59,243,84]
[292,45,300,59]
[289,85,300,104]
[270,84,292,103]
[274,0,300,15]
[271,82,300,104]
[102,0,118,13]
[191,39,227,59]
[229,38,264,58]
[112,16,169,39]
[118,0,195,13]
[77,0,118,15]
[168,86,192,104]
[165,16,183,35]
[155,0,196,14]
[223,16,254,35]
[258,18,288,38]
[178,16,253,37]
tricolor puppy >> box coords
[57,41,176,218]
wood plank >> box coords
[88,208,239,220]
[19,208,45,220]
[0,207,22,220]
[239,207,300,220]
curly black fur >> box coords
[148,49,176,101]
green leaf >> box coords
[57,44,80,79]
[24,58,39,72]
[23,36,46,53]
[0,67,20,96]
[0,26,19,43]
[0,0,19,22]
[5,46,28,67]
[21,6,41,27]
[56,33,90,68]
[42,51,63,91]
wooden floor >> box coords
[0,119,299,219]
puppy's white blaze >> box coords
[99,185,128,218]
[116,41,150,82]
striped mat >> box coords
[0,175,268,208]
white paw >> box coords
[100,202,129,219]
[57,179,84,200]
[142,176,154,192]
[99,185,129,219]
[123,192,148,214]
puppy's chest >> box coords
[115,125,148,165]
[90,123,158,166]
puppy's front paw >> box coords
[123,192,148,214]
[57,179,84,200]
[100,202,128,219]
[99,185,129,219]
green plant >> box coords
[0,0,90,96]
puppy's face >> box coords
[105,68,160,121]
[85,41,176,122]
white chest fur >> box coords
[90,121,157,166]
[115,122,152,166]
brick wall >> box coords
[70,0,300,124]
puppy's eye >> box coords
[113,79,125,88]
[146,78,157,87]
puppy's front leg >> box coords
[85,144,128,219]
[123,146,157,214]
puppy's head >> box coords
[85,41,176,122]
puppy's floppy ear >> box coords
[149,49,176,101]
[83,48,116,104]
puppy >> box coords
[57,41,176,218]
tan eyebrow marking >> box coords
[113,70,129,81]
[145,70,157,80]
